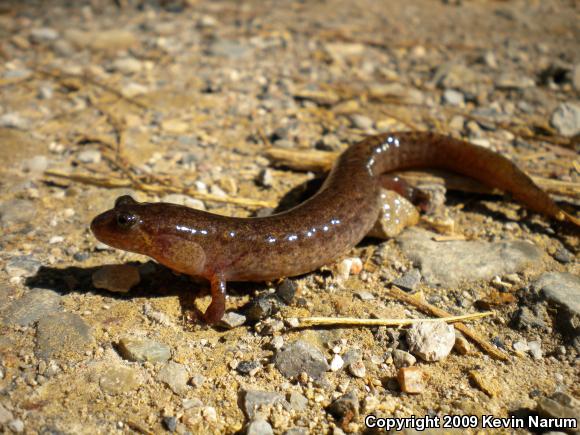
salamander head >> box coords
[90,195,154,255]
[91,195,209,276]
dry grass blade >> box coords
[294,311,493,327]
[387,286,509,361]
[265,147,336,172]
[44,170,277,208]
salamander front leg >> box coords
[203,273,226,324]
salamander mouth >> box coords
[90,208,148,254]
[90,210,117,245]
[91,210,131,247]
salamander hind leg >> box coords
[367,187,420,239]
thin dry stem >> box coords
[44,170,277,208]
[294,311,493,327]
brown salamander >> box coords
[90,132,578,323]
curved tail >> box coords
[356,131,578,225]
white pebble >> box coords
[78,149,102,164]
[330,354,344,372]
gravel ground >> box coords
[0,0,579,434]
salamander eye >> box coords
[116,212,137,229]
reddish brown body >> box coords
[90,132,577,323]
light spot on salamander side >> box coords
[305,227,317,237]
[286,234,298,242]
[176,225,197,235]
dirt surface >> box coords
[0,0,579,434]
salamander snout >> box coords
[90,196,148,253]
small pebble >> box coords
[236,360,260,376]
[246,419,274,435]
[528,340,543,360]
[397,367,425,394]
[0,113,29,130]
[449,115,465,131]
[157,362,188,395]
[330,354,344,372]
[326,391,359,424]
[354,291,374,301]
[242,390,288,419]
[190,374,206,388]
[442,89,465,106]
[73,252,90,262]
[8,419,25,433]
[77,149,102,164]
[270,336,284,350]
[1,288,61,326]
[38,84,54,99]
[122,82,148,97]
[551,102,580,137]
[275,340,329,380]
[117,337,171,363]
[5,255,41,278]
[98,365,141,395]
[257,169,273,188]
[350,114,374,130]
[0,404,14,424]
[335,257,363,282]
[347,360,366,378]
[513,340,529,353]
[553,247,573,264]
[406,321,455,362]
[511,306,547,331]
[391,349,416,368]
[276,279,297,304]
[111,57,143,74]
[182,398,203,410]
[536,392,580,424]
[392,269,421,292]
[143,303,174,327]
[453,335,471,355]
[210,184,227,198]
[219,312,247,329]
[23,155,49,173]
[92,264,140,293]
[256,318,284,335]
[30,27,59,42]
[533,272,579,332]
[162,416,177,432]
[245,295,281,322]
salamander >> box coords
[90,132,578,323]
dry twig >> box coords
[44,170,277,208]
[294,311,493,328]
